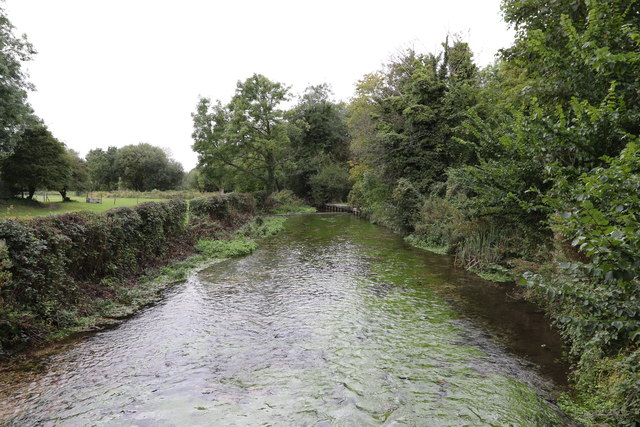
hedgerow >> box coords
[0,193,263,352]
[189,192,255,229]
[0,199,189,350]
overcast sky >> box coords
[4,0,514,171]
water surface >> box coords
[0,214,570,425]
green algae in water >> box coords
[0,214,569,426]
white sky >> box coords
[4,0,514,171]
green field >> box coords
[0,193,164,218]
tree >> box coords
[58,149,89,200]
[86,146,119,191]
[287,84,350,200]
[347,41,480,231]
[192,74,293,195]
[1,125,69,199]
[115,143,183,191]
[0,6,36,157]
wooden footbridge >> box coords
[321,204,361,216]
[275,204,362,217]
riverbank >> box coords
[352,200,639,425]
[0,193,294,358]
[0,214,573,425]
[47,216,287,344]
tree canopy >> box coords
[0,5,36,157]
[192,74,293,194]
[1,124,69,199]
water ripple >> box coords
[0,215,571,426]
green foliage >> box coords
[502,0,640,113]
[347,163,394,227]
[59,149,89,200]
[195,237,257,259]
[287,84,351,200]
[0,200,188,350]
[237,216,287,238]
[262,189,315,214]
[86,147,119,191]
[192,74,292,194]
[372,42,478,193]
[115,143,184,191]
[409,194,551,272]
[522,142,640,424]
[347,40,480,232]
[411,195,464,251]
[85,145,184,192]
[0,6,36,157]
[308,161,350,205]
[1,125,70,199]
[189,193,256,229]
[555,140,640,283]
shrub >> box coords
[523,142,640,425]
[308,162,351,204]
[190,193,256,228]
[263,190,312,214]
[0,199,188,349]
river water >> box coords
[0,214,571,426]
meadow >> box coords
[0,193,164,218]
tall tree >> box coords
[0,5,36,157]
[347,41,479,231]
[86,146,119,191]
[287,84,350,201]
[192,74,292,194]
[58,149,89,200]
[1,125,69,199]
[115,143,183,191]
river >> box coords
[0,214,572,426]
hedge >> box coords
[0,193,262,351]
[190,192,256,228]
[0,200,188,350]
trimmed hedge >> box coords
[0,194,260,352]
[0,200,188,350]
[190,193,256,228]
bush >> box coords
[0,199,188,350]
[263,190,313,214]
[347,165,395,227]
[523,142,640,425]
[190,193,256,228]
[412,196,464,251]
[309,162,351,204]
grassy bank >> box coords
[51,216,287,341]
[0,196,164,218]
[0,189,309,357]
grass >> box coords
[404,234,448,255]
[272,205,316,214]
[0,194,164,218]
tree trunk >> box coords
[27,187,35,200]
[59,188,71,202]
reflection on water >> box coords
[0,215,571,425]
